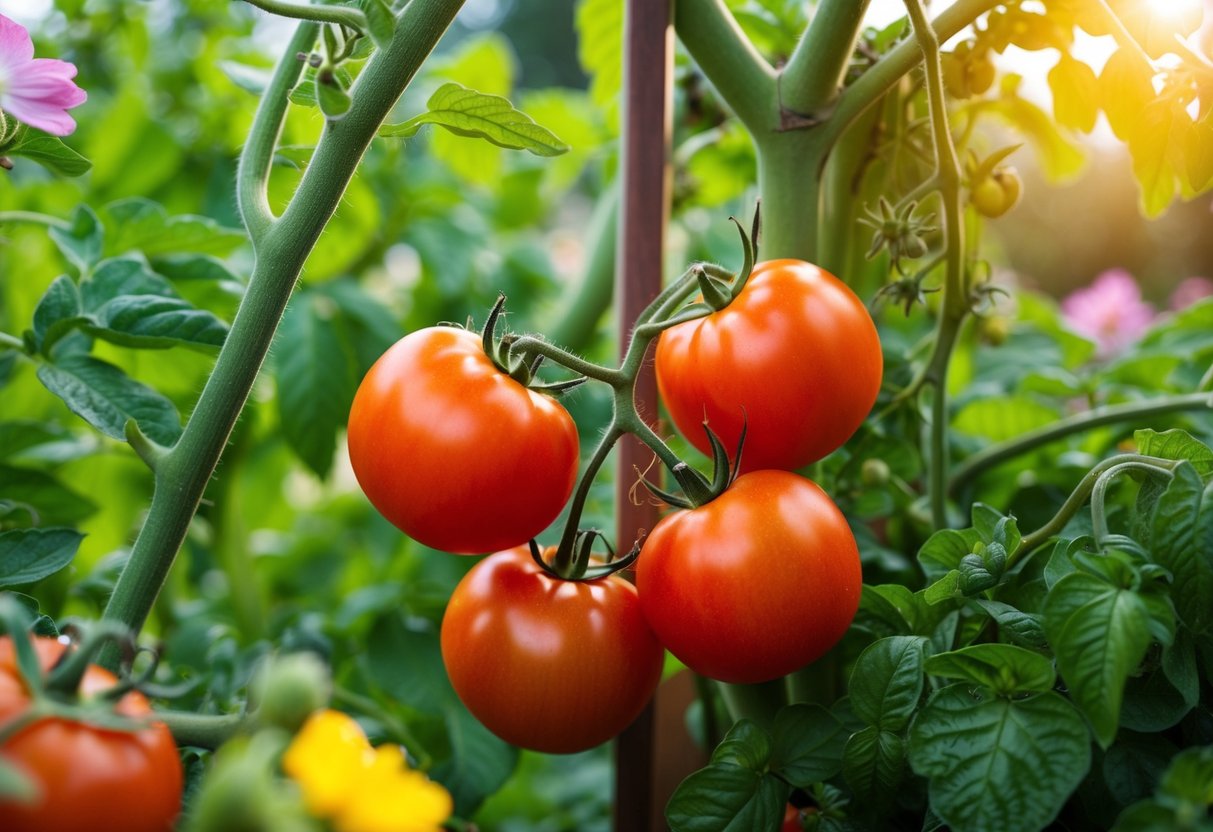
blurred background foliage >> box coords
[2,0,1213,827]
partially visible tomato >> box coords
[655,259,882,473]
[969,167,1022,218]
[347,327,580,554]
[0,636,182,832]
[636,470,862,684]
[440,547,665,754]
[783,804,802,832]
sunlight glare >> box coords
[1143,0,1202,24]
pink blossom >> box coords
[1060,269,1156,357]
[0,14,86,136]
[1169,276,1213,311]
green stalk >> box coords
[781,0,874,115]
[101,0,466,652]
[755,132,826,260]
[240,0,368,32]
[949,392,1213,495]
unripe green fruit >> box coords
[252,652,331,734]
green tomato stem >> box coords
[1089,461,1175,544]
[949,392,1213,495]
[158,710,248,750]
[781,0,874,116]
[0,331,26,351]
[1011,454,1180,565]
[100,0,466,662]
[552,426,624,576]
[239,0,368,34]
[0,210,71,230]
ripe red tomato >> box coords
[440,546,665,754]
[347,327,580,554]
[655,259,882,473]
[783,804,802,832]
[0,636,182,832]
[636,470,862,684]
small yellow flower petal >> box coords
[334,746,453,832]
[282,709,373,818]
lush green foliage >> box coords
[1,0,1212,830]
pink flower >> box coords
[1060,269,1156,357]
[0,14,86,136]
[1169,276,1213,311]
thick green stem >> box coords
[159,710,248,749]
[237,22,318,240]
[781,0,873,115]
[240,0,367,32]
[756,133,825,260]
[101,0,466,652]
[949,392,1213,495]
[673,0,776,133]
[817,104,881,277]
[1090,461,1174,543]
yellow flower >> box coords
[282,709,452,832]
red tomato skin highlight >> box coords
[656,259,883,472]
[636,470,862,684]
[441,547,665,754]
[347,327,579,554]
[0,637,183,832]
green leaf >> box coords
[380,83,569,157]
[31,276,87,355]
[1135,429,1213,479]
[0,466,97,526]
[1100,49,1157,143]
[317,74,352,120]
[848,636,927,732]
[48,205,103,273]
[917,528,983,582]
[925,643,1055,695]
[274,294,358,478]
[100,198,245,259]
[922,571,963,605]
[4,129,91,177]
[1102,731,1180,807]
[971,599,1047,648]
[1143,463,1211,631]
[36,353,183,446]
[908,687,1091,832]
[1044,571,1160,747]
[432,707,520,818]
[0,422,70,462]
[841,726,905,817]
[0,527,84,588]
[768,704,846,787]
[711,720,771,771]
[575,0,622,117]
[1158,745,1213,805]
[666,766,789,832]
[361,0,395,48]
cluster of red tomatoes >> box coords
[347,259,883,754]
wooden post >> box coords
[613,2,704,830]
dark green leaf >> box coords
[432,707,520,818]
[925,643,1055,695]
[364,613,455,713]
[917,528,983,582]
[1158,745,1213,805]
[849,636,927,732]
[841,726,905,817]
[1144,463,1209,631]
[31,276,86,354]
[36,353,183,446]
[380,83,570,156]
[317,75,352,120]
[5,130,91,177]
[1044,571,1161,747]
[1102,732,1179,807]
[0,422,70,461]
[0,466,97,526]
[100,198,245,258]
[971,599,1047,648]
[85,294,228,351]
[0,528,84,588]
[666,766,789,832]
[711,720,771,771]
[908,687,1091,832]
[768,704,846,787]
[47,205,103,273]
[274,294,358,478]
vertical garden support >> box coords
[613,1,703,830]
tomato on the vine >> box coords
[636,470,862,684]
[0,637,182,832]
[655,259,882,472]
[440,546,664,754]
[348,327,580,554]
[969,167,1022,218]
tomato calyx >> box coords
[640,418,746,509]
[528,530,640,582]
[0,599,170,740]
[480,294,587,396]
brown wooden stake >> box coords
[613,1,704,830]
